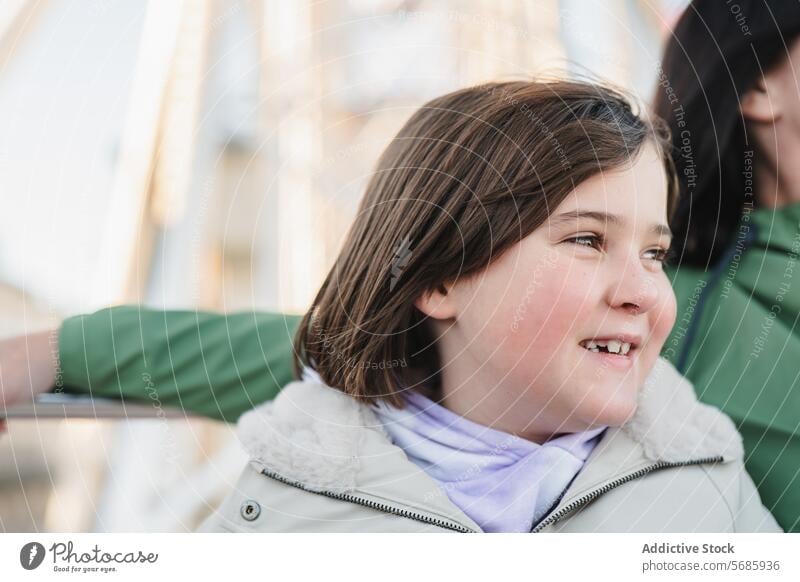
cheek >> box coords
[500,258,595,353]
[650,278,678,346]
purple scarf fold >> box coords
[373,391,606,533]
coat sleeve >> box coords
[58,306,301,422]
[733,463,783,532]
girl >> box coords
[3,0,795,531]
[198,80,779,533]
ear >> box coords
[741,74,782,124]
[414,283,458,320]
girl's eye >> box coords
[644,247,670,263]
[565,236,672,265]
[566,234,603,250]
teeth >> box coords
[581,339,633,355]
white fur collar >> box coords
[620,357,743,462]
[237,357,743,493]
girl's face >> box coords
[422,144,676,442]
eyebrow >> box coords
[549,210,672,238]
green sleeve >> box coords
[58,306,301,422]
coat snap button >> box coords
[240,500,261,521]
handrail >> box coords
[1,393,193,419]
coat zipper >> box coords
[260,456,723,533]
[258,467,477,533]
[529,455,724,532]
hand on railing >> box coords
[0,330,59,434]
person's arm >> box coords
[55,306,301,422]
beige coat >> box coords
[199,358,781,533]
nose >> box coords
[606,261,660,316]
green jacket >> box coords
[58,202,800,531]
[660,201,800,533]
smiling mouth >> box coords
[578,337,639,356]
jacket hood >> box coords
[237,357,743,500]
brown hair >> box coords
[294,80,678,407]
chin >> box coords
[599,406,637,427]
[581,384,639,428]
[595,397,638,427]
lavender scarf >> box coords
[373,391,606,533]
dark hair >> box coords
[294,80,678,407]
[655,0,800,268]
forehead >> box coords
[552,144,668,222]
